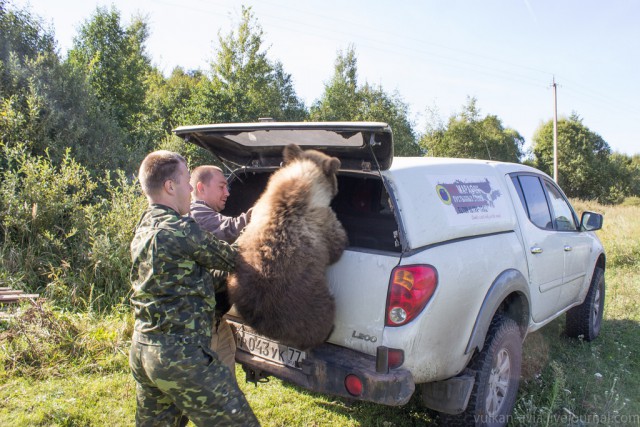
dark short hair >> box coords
[138,150,187,196]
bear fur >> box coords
[228,144,348,350]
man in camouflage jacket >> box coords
[129,150,259,426]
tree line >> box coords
[2,2,639,200]
[0,2,638,309]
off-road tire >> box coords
[444,315,522,427]
[565,267,605,341]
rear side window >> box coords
[511,175,553,230]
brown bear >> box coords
[227,144,348,350]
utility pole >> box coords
[552,76,558,182]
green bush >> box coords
[82,170,147,309]
[0,143,146,311]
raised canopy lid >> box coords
[172,121,394,171]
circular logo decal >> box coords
[436,185,452,205]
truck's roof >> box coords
[390,156,547,177]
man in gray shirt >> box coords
[190,165,252,381]
[190,165,252,244]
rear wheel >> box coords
[565,267,605,341]
[444,315,522,427]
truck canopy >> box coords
[172,121,394,172]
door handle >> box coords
[564,245,572,252]
[530,246,543,254]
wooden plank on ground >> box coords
[0,290,26,295]
[0,293,40,302]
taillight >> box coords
[376,346,405,372]
[386,265,438,326]
[387,348,405,369]
[344,374,363,396]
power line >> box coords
[551,77,558,182]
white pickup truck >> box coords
[174,121,605,426]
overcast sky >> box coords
[11,0,640,156]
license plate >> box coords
[235,329,306,369]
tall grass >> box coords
[572,199,640,268]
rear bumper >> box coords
[227,320,415,406]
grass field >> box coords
[1,202,639,426]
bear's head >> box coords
[283,144,341,197]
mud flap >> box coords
[420,369,475,415]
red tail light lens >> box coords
[387,348,405,369]
[386,265,438,326]
[344,374,363,396]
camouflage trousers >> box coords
[129,333,260,426]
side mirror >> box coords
[580,211,603,231]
